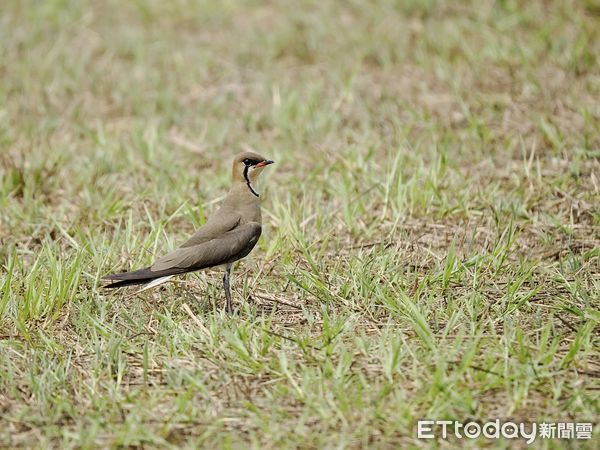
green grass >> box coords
[1,0,598,448]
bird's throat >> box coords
[243,166,260,197]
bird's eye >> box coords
[243,159,252,166]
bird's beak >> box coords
[256,160,275,168]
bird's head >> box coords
[232,152,274,192]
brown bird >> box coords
[103,151,275,313]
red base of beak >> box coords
[256,160,275,168]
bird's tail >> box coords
[103,267,165,289]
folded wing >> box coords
[179,213,241,248]
[103,222,261,288]
[152,222,261,271]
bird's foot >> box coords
[225,298,237,315]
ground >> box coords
[0,0,599,448]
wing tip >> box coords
[101,267,155,288]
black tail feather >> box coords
[103,278,153,289]
[102,266,182,289]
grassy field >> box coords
[1,0,599,448]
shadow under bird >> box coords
[103,151,275,313]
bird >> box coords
[103,151,275,313]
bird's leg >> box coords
[223,263,233,314]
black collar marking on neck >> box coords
[243,165,259,197]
